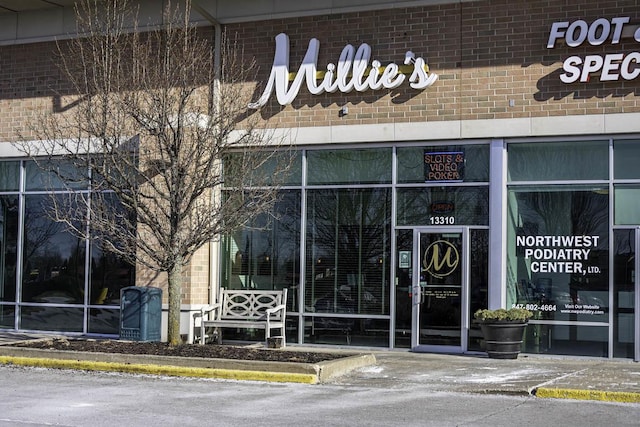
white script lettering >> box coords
[248,33,438,109]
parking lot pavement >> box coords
[1,332,639,403]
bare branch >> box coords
[16,0,292,344]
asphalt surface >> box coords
[1,332,639,403]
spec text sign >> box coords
[547,17,640,83]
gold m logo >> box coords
[423,240,459,279]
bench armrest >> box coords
[197,303,222,345]
[200,303,221,319]
[266,304,286,317]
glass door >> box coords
[411,229,467,352]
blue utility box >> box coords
[119,286,162,341]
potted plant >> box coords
[474,308,533,359]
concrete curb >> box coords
[533,387,640,404]
[0,355,320,384]
[0,346,376,384]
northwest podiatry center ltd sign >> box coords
[547,16,640,83]
[248,33,439,108]
[516,235,602,275]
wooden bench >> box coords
[196,288,287,347]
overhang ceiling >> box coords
[0,0,77,13]
[0,0,467,45]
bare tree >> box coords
[19,0,290,345]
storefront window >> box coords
[0,161,20,191]
[0,196,18,302]
[508,141,608,182]
[523,325,608,357]
[88,308,121,334]
[0,305,14,328]
[0,158,136,335]
[25,159,88,191]
[307,148,391,185]
[468,229,489,351]
[223,151,302,187]
[614,139,640,180]
[21,195,86,305]
[88,193,135,308]
[396,187,489,226]
[305,188,391,317]
[613,229,635,358]
[507,186,609,356]
[614,185,640,225]
[220,190,301,312]
[89,243,134,306]
[20,306,84,332]
[397,145,489,183]
[305,188,390,346]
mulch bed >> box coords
[14,338,346,364]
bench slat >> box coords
[203,320,284,329]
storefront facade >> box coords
[0,0,639,359]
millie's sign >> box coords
[249,33,438,108]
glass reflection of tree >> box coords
[613,230,634,291]
[520,191,571,235]
[469,229,489,311]
[270,193,302,305]
[0,196,18,302]
[306,188,391,316]
[307,149,391,185]
[571,191,608,240]
[226,191,301,294]
[22,196,85,303]
[570,191,609,297]
[520,190,608,245]
[90,245,134,305]
[515,189,608,308]
[508,142,607,182]
[89,193,135,305]
[305,148,391,320]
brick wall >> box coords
[134,242,210,305]
[0,40,62,141]
[228,0,640,127]
[1,0,639,141]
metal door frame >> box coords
[411,227,469,353]
[635,228,640,362]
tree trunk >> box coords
[167,261,183,346]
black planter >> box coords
[479,321,528,359]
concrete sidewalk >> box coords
[331,351,640,403]
[1,332,639,403]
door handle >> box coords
[412,284,421,305]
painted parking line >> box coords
[534,387,640,403]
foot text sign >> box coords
[248,33,438,109]
[547,17,640,83]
